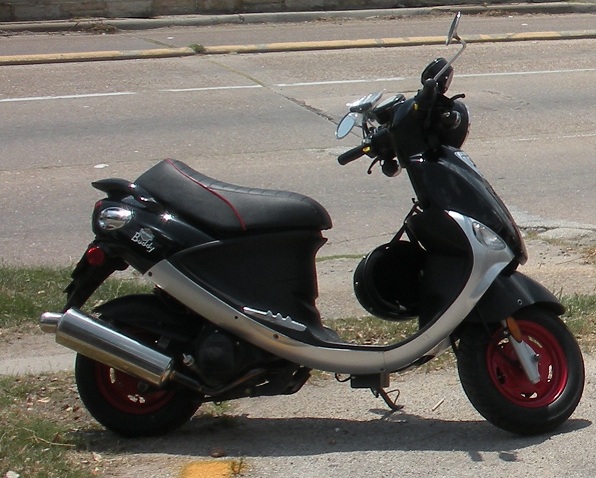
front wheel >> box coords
[457,306,584,435]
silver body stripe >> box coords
[146,212,514,374]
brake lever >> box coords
[367,157,380,175]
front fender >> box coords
[465,271,564,323]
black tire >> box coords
[75,353,201,437]
[74,297,203,437]
[457,306,584,435]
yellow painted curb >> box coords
[202,35,446,54]
[463,29,596,43]
[0,47,196,66]
[202,30,596,54]
[1,30,594,65]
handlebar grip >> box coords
[413,78,438,124]
[338,145,366,165]
[418,78,438,104]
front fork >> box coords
[503,317,541,384]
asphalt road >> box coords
[0,15,594,265]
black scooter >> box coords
[41,13,584,437]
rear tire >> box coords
[75,317,203,437]
[75,353,201,437]
[457,306,584,435]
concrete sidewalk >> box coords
[0,3,595,66]
[2,1,596,32]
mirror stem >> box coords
[434,38,466,82]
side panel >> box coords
[168,230,327,329]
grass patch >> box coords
[0,374,101,478]
[317,254,364,262]
[189,43,206,54]
[0,267,68,328]
[0,265,152,329]
[0,373,249,478]
[562,294,596,345]
[332,315,418,345]
[330,316,458,371]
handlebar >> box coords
[335,14,468,173]
[419,78,438,102]
[414,78,438,116]
[338,145,368,165]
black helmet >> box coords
[353,241,425,321]
[421,57,453,94]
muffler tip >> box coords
[40,312,61,333]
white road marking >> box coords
[459,68,596,78]
[275,77,405,87]
[501,132,596,142]
[0,92,136,103]
[0,68,594,103]
[478,131,596,144]
[161,85,263,92]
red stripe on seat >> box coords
[165,159,247,231]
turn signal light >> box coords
[472,221,506,251]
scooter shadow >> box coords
[85,410,591,459]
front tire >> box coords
[457,306,584,435]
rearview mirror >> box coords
[447,11,462,46]
[433,12,466,83]
[336,113,357,139]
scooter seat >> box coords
[135,159,332,236]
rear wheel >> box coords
[75,327,201,437]
[457,306,584,435]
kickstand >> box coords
[372,388,403,412]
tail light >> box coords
[85,246,106,266]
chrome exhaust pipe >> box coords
[40,308,174,387]
[40,312,61,333]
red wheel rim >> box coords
[486,320,568,408]
[94,362,176,415]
